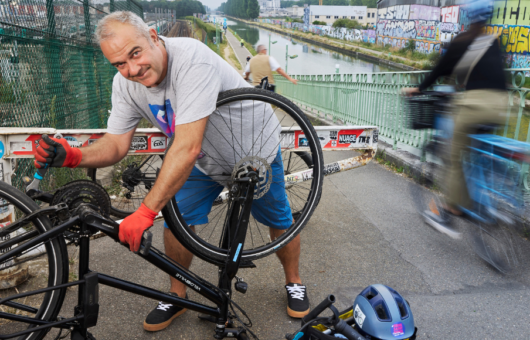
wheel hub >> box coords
[231,156,272,199]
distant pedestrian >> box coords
[246,55,251,64]
[240,38,244,47]
[244,44,297,91]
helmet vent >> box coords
[360,286,391,322]
[373,302,390,321]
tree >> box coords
[247,0,260,19]
[333,18,360,29]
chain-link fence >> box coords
[0,0,143,190]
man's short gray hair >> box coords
[257,45,267,53]
[95,11,151,45]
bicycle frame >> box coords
[0,173,260,339]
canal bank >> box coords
[226,17,420,71]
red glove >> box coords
[119,203,158,252]
[34,135,82,169]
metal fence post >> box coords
[45,0,66,129]
[84,0,99,128]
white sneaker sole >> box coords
[423,211,462,240]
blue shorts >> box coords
[164,149,293,230]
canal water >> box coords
[213,16,400,75]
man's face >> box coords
[100,23,166,87]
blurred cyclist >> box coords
[402,0,507,235]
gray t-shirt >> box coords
[108,37,281,179]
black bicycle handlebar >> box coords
[301,294,335,324]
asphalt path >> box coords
[50,148,530,340]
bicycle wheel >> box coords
[89,155,163,219]
[465,220,520,274]
[163,88,324,265]
[0,181,68,340]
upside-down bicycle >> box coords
[0,88,377,339]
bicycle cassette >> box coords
[51,180,111,218]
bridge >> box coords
[1,10,530,339]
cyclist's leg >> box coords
[446,90,507,211]
[163,166,223,296]
[250,148,301,284]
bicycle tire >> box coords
[0,181,68,340]
[89,155,163,219]
[162,88,324,265]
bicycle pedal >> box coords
[235,280,248,294]
[198,313,217,323]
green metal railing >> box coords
[277,70,530,146]
[276,69,530,189]
[0,0,143,189]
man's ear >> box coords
[148,28,159,45]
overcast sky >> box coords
[201,0,223,10]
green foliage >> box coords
[247,0,260,19]
[332,18,361,29]
[349,0,376,7]
[140,0,205,16]
[0,80,26,104]
[312,20,326,25]
[188,17,217,42]
[220,0,251,19]
[0,80,16,103]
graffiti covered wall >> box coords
[376,4,441,53]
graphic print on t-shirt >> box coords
[148,99,175,137]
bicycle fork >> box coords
[215,174,257,339]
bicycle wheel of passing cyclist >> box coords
[163,88,324,265]
[0,181,68,340]
[88,155,163,219]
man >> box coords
[240,38,244,47]
[33,11,311,331]
[402,0,506,238]
[244,45,298,90]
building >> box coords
[309,5,371,26]
[284,5,305,18]
[258,0,281,10]
[366,8,377,26]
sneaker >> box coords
[285,283,310,318]
[143,293,188,331]
[422,210,462,240]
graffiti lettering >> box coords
[441,6,459,23]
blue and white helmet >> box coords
[463,0,494,24]
[352,284,415,340]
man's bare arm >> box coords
[276,68,298,85]
[78,128,136,168]
[143,116,208,212]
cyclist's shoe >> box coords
[422,210,462,240]
[144,293,188,331]
[285,283,310,318]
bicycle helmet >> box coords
[462,0,494,24]
[352,284,415,340]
